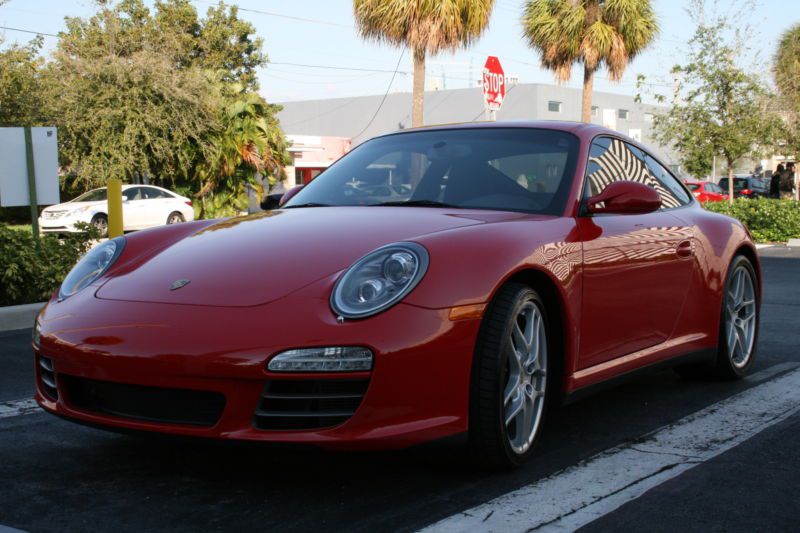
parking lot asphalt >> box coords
[1,247,799,532]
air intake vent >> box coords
[254,378,369,431]
[38,355,58,400]
[61,376,225,427]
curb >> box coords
[0,302,45,332]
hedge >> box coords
[0,224,100,306]
[703,198,800,243]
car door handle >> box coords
[676,240,693,258]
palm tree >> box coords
[521,0,658,123]
[353,0,495,128]
[196,82,290,217]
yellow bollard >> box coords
[107,178,123,238]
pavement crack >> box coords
[629,446,702,460]
[482,510,494,522]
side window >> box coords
[123,187,143,201]
[143,187,169,199]
[585,137,688,210]
[645,155,691,207]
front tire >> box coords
[469,283,550,468]
[91,214,108,237]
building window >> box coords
[618,109,629,120]
[591,106,599,117]
[644,112,654,123]
[548,101,562,113]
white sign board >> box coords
[0,127,60,207]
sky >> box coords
[0,0,797,104]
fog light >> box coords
[267,347,373,372]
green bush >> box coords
[0,224,100,306]
[703,198,800,243]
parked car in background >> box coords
[717,175,769,199]
[39,185,194,236]
[684,179,728,202]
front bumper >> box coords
[39,215,84,233]
[34,277,481,450]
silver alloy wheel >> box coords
[167,213,183,224]
[725,265,757,368]
[503,300,547,454]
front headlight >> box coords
[331,242,429,319]
[58,238,125,300]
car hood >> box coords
[44,201,103,212]
[96,207,524,307]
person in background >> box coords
[771,164,784,198]
[780,162,795,199]
[788,162,798,201]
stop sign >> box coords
[482,56,505,112]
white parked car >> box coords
[39,185,194,236]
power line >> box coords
[0,25,58,38]
[268,61,410,75]
[351,47,406,140]
[191,0,352,29]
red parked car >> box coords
[684,179,729,202]
[34,122,760,468]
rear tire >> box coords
[167,212,185,225]
[469,283,551,469]
[675,254,758,380]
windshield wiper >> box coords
[282,202,331,209]
[374,200,462,208]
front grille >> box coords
[37,355,58,400]
[254,378,369,431]
[61,376,225,427]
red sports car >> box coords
[684,179,729,202]
[33,122,760,468]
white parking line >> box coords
[422,365,800,533]
[0,398,40,419]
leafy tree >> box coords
[0,37,46,127]
[651,4,781,202]
[50,1,219,191]
[153,0,267,90]
[774,23,800,160]
[43,0,287,214]
[353,0,495,127]
[522,0,658,123]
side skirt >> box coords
[562,348,717,405]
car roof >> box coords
[376,120,635,143]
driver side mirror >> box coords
[260,185,304,211]
[279,185,304,207]
[586,181,661,215]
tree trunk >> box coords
[581,65,594,124]
[412,48,426,128]
[727,163,734,206]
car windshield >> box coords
[686,183,700,191]
[72,189,107,202]
[718,178,748,190]
[284,128,581,215]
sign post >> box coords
[482,56,506,121]
[23,127,40,238]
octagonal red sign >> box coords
[482,56,505,111]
